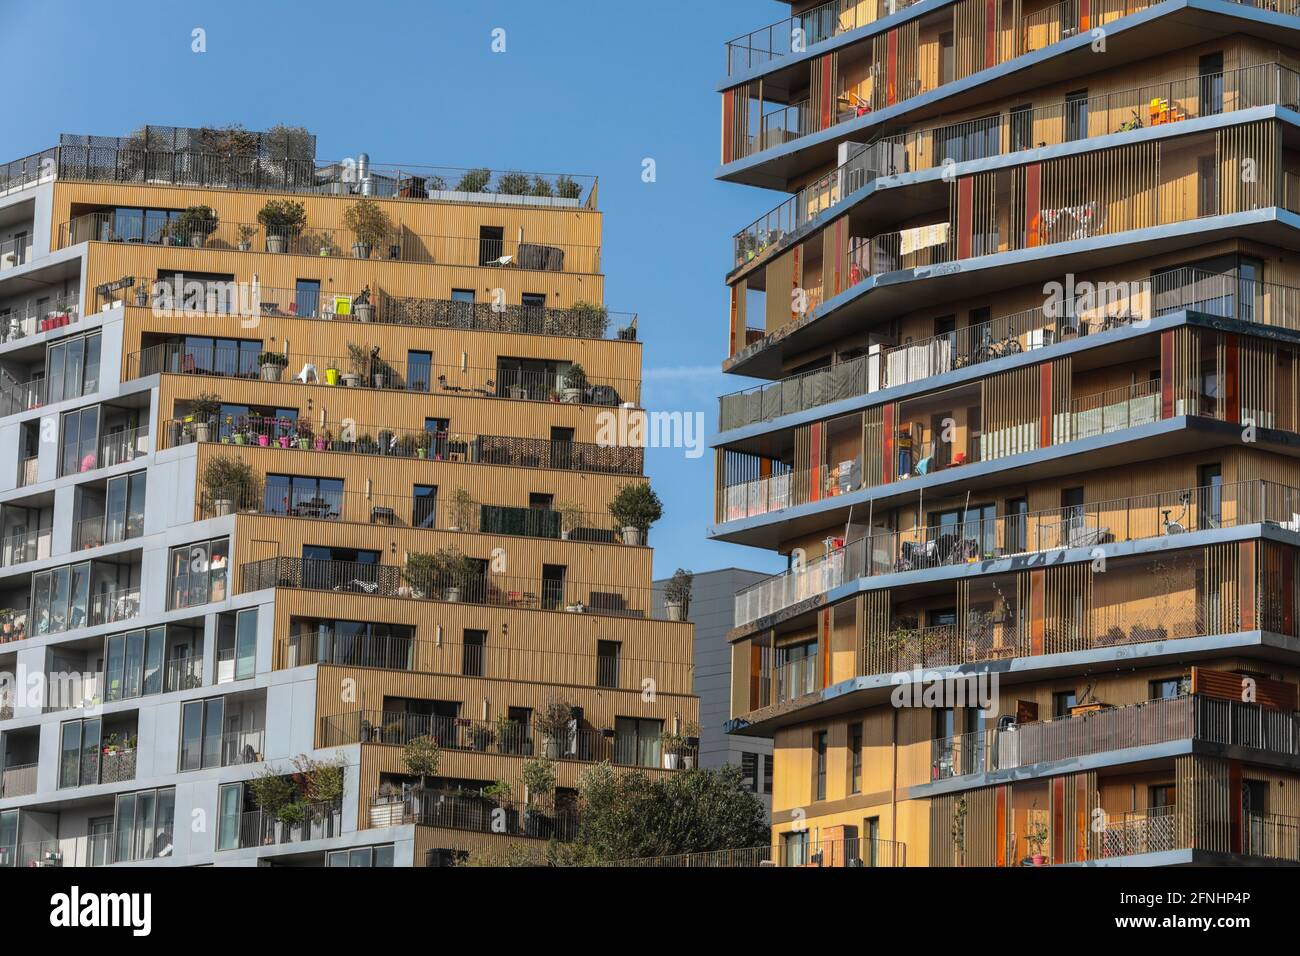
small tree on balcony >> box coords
[455,167,491,193]
[256,198,307,239]
[341,197,392,257]
[202,455,255,511]
[402,735,441,791]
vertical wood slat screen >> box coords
[722,82,754,164]
[1217,120,1278,215]
[862,405,885,489]
[1257,540,1300,637]
[872,21,920,109]
[1203,541,1240,639]
[1029,141,1159,250]
[952,0,1000,81]
[1044,563,1092,654]
[1167,326,1195,416]
[1177,754,1234,854]
[1239,336,1276,429]
[931,787,999,866]
[860,589,892,675]
[980,364,1039,460]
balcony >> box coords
[733,477,1287,628]
[367,788,579,841]
[48,140,598,209]
[321,710,697,770]
[0,146,57,197]
[611,835,907,867]
[0,841,63,867]
[0,762,36,798]
[201,485,620,545]
[241,556,681,623]
[0,234,32,272]
[929,694,1300,782]
[724,0,923,75]
[280,632,694,696]
[131,284,638,342]
[0,292,81,346]
[59,210,601,274]
[164,416,644,476]
[720,266,1292,431]
[0,526,51,569]
[734,62,1300,270]
[130,342,639,407]
[227,800,343,850]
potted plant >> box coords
[402,733,441,792]
[202,454,255,516]
[569,300,610,337]
[257,198,307,253]
[495,716,523,755]
[324,365,341,387]
[663,567,693,621]
[315,428,330,451]
[345,342,373,388]
[295,420,313,451]
[468,723,495,752]
[521,757,556,832]
[610,481,663,547]
[447,488,477,532]
[352,286,374,324]
[660,729,685,769]
[1027,819,1049,866]
[405,547,478,602]
[561,363,588,403]
[189,393,221,443]
[557,500,583,540]
[535,699,574,760]
[415,430,432,460]
[342,198,393,259]
[177,205,219,247]
[682,721,701,769]
[258,350,288,382]
[236,223,257,252]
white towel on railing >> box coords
[899,223,949,256]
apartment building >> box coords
[0,125,695,867]
[711,0,1300,867]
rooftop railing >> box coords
[0,147,57,196]
[161,415,643,476]
[127,340,639,407]
[200,486,621,545]
[930,694,1300,781]
[733,63,1300,268]
[720,267,1300,429]
[734,478,1299,627]
[283,633,693,695]
[58,209,601,273]
[242,556,680,622]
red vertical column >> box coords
[809,420,823,502]
[886,30,898,106]
[1024,163,1042,247]
[1160,330,1176,419]
[881,403,896,484]
[1051,777,1066,865]
[1229,760,1243,854]
[1039,362,1054,448]
[957,177,974,259]
[985,0,998,68]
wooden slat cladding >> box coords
[952,0,1001,81]
[1218,120,1278,215]
[1191,666,1299,711]
[1044,563,1092,655]
[1204,541,1242,638]
[722,82,754,165]
[860,590,893,676]
[1176,754,1235,854]
[1256,539,1300,638]
[1239,335,1277,429]
[980,363,1038,459]
[871,20,920,110]
[1031,141,1160,249]
[863,405,885,489]
[930,787,1000,866]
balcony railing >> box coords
[98,748,137,785]
[59,210,601,273]
[1,526,51,567]
[736,478,1300,628]
[368,788,579,841]
[1098,805,1178,858]
[201,486,620,544]
[930,694,1300,781]
[281,633,693,696]
[131,285,638,342]
[218,728,265,767]
[241,556,680,622]
[161,416,644,476]
[0,146,57,196]
[0,292,80,344]
[230,800,342,850]
[0,840,63,867]
[724,0,922,75]
[49,143,598,209]
[0,762,37,798]
[0,234,32,271]
[128,341,639,406]
[322,709,696,770]
[721,267,1300,429]
[165,655,203,693]
[611,835,906,867]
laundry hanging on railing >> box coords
[899,222,949,255]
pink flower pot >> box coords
[258,435,270,447]
[278,436,291,449]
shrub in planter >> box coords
[189,392,222,443]
[610,482,663,547]
[342,198,392,258]
[405,546,479,601]
[521,756,556,805]
[529,176,555,198]
[177,205,219,247]
[535,699,575,760]
[236,223,257,252]
[663,567,693,621]
[455,168,491,193]
[555,175,582,200]
[561,363,588,403]
[446,488,477,532]
[258,350,288,382]
[569,300,609,337]
[202,454,255,516]
[257,198,307,253]
[496,171,530,195]
[557,500,583,540]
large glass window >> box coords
[216,608,258,683]
[263,475,343,519]
[217,783,243,851]
[60,406,100,476]
[103,471,147,544]
[614,716,664,768]
[112,787,175,863]
[160,336,260,378]
[31,560,105,635]
[178,697,225,771]
[326,845,395,867]
[168,538,229,609]
[47,332,101,403]
[406,351,433,392]
[58,717,103,788]
[104,627,167,702]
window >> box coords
[101,471,147,544]
[178,697,226,771]
[1006,497,1029,552]
[406,351,432,392]
[31,560,115,635]
[59,717,101,788]
[1009,104,1033,151]
[104,627,167,701]
[450,289,475,326]
[763,754,773,794]
[46,332,101,403]
[782,830,809,867]
[156,335,261,377]
[1149,784,1176,809]
[521,293,546,333]
[217,783,243,851]
[1149,678,1187,700]
[168,538,229,609]
[478,226,505,265]
[413,485,438,528]
[216,608,258,683]
[849,723,863,794]
[1198,463,1222,530]
[863,817,881,867]
[59,406,100,476]
[462,629,486,677]
[541,564,566,610]
[327,845,395,867]
[1065,90,1088,141]
[614,716,664,767]
[741,752,759,792]
[813,730,828,800]
[287,617,414,669]
[263,475,343,519]
[294,279,321,318]
[597,640,620,688]
[112,787,175,863]
[1052,691,1077,718]
[1199,52,1224,116]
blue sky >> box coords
[0,0,791,579]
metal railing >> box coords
[611,835,906,867]
[0,234,32,270]
[930,694,1300,780]
[368,788,580,841]
[0,840,63,867]
[127,341,639,406]
[17,456,38,488]
[721,266,1300,429]
[98,748,137,785]
[230,800,343,850]
[0,291,80,344]
[725,0,922,75]
[49,144,598,209]
[131,284,637,341]
[1099,805,1178,858]
[0,762,37,798]
[201,486,619,544]
[219,728,265,767]
[0,146,58,196]
[74,508,146,551]
[90,586,142,628]
[282,633,693,695]
[59,210,601,273]
[242,556,678,622]
[165,655,203,693]
[161,416,644,476]
[1,526,51,567]
[737,478,1300,628]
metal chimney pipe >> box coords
[358,152,372,195]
